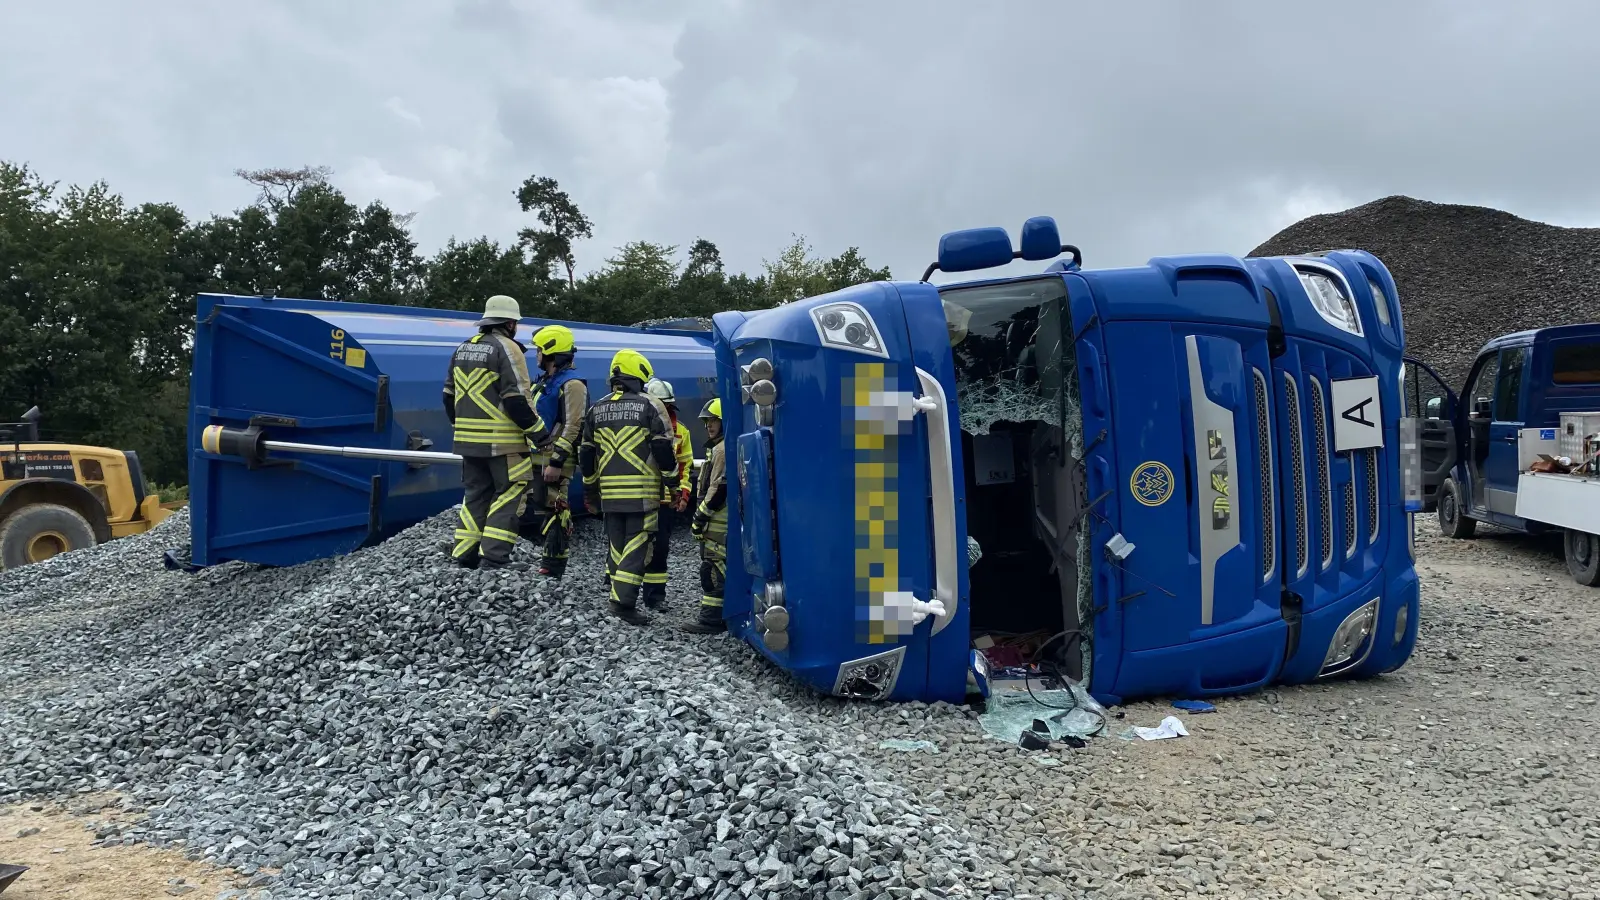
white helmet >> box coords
[476,294,521,327]
[645,378,675,404]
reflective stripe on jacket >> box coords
[442,332,546,457]
[578,384,677,513]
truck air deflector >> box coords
[1186,335,1241,627]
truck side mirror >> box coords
[1424,397,1442,420]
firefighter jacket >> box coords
[531,365,587,470]
[661,416,694,504]
[695,433,728,539]
[442,331,550,457]
[578,378,677,512]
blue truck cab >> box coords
[1411,322,1600,585]
[710,217,1422,705]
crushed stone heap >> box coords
[1252,195,1600,390]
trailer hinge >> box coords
[374,375,391,432]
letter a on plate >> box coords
[1331,376,1384,452]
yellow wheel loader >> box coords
[0,407,172,569]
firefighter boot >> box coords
[608,601,652,626]
[679,604,726,634]
[641,581,667,610]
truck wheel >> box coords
[0,504,98,569]
[1565,530,1600,587]
[1437,478,1476,539]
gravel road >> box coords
[2,511,1597,900]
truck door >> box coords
[1484,346,1530,515]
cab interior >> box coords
[941,278,1089,685]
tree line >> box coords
[0,162,893,487]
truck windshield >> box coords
[940,277,1071,437]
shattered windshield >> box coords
[940,277,1072,438]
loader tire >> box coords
[1437,478,1476,540]
[1565,529,1600,587]
[0,504,97,569]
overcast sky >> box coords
[5,0,1598,283]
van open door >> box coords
[1405,356,1459,511]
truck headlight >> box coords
[1320,598,1379,677]
[810,302,887,357]
[1393,603,1408,647]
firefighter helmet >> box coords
[645,378,675,404]
[699,398,722,421]
[531,324,576,355]
[609,349,653,382]
[476,294,521,327]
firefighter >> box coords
[578,349,677,625]
[441,295,550,570]
[519,324,588,578]
[681,397,728,634]
[641,377,694,609]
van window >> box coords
[1551,340,1600,385]
[1495,347,1526,422]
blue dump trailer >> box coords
[711,217,1423,705]
[187,294,717,568]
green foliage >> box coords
[0,160,897,487]
[762,234,892,305]
[515,174,594,289]
[153,482,189,505]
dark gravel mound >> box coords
[1251,195,1600,388]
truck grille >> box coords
[1252,368,1275,582]
[1362,448,1380,542]
[1308,377,1333,569]
[1283,374,1308,578]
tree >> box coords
[421,237,560,315]
[762,234,892,304]
[515,175,593,289]
[185,168,426,305]
[235,165,335,213]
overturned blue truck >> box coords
[191,216,1423,707]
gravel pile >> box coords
[8,503,1600,899]
[0,511,1015,900]
[1251,195,1600,387]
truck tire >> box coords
[1437,478,1476,539]
[0,503,98,569]
[1565,530,1600,587]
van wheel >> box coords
[0,504,98,569]
[1437,478,1476,539]
[1565,530,1600,587]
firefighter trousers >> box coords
[518,475,574,575]
[453,453,532,566]
[605,509,659,610]
[699,531,727,614]
[642,506,677,608]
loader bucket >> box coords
[187,293,717,568]
[0,863,28,895]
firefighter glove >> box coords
[691,510,709,537]
[543,464,562,483]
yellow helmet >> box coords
[699,398,722,421]
[610,349,653,382]
[531,324,576,356]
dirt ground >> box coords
[0,795,259,900]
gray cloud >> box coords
[3,0,1597,284]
